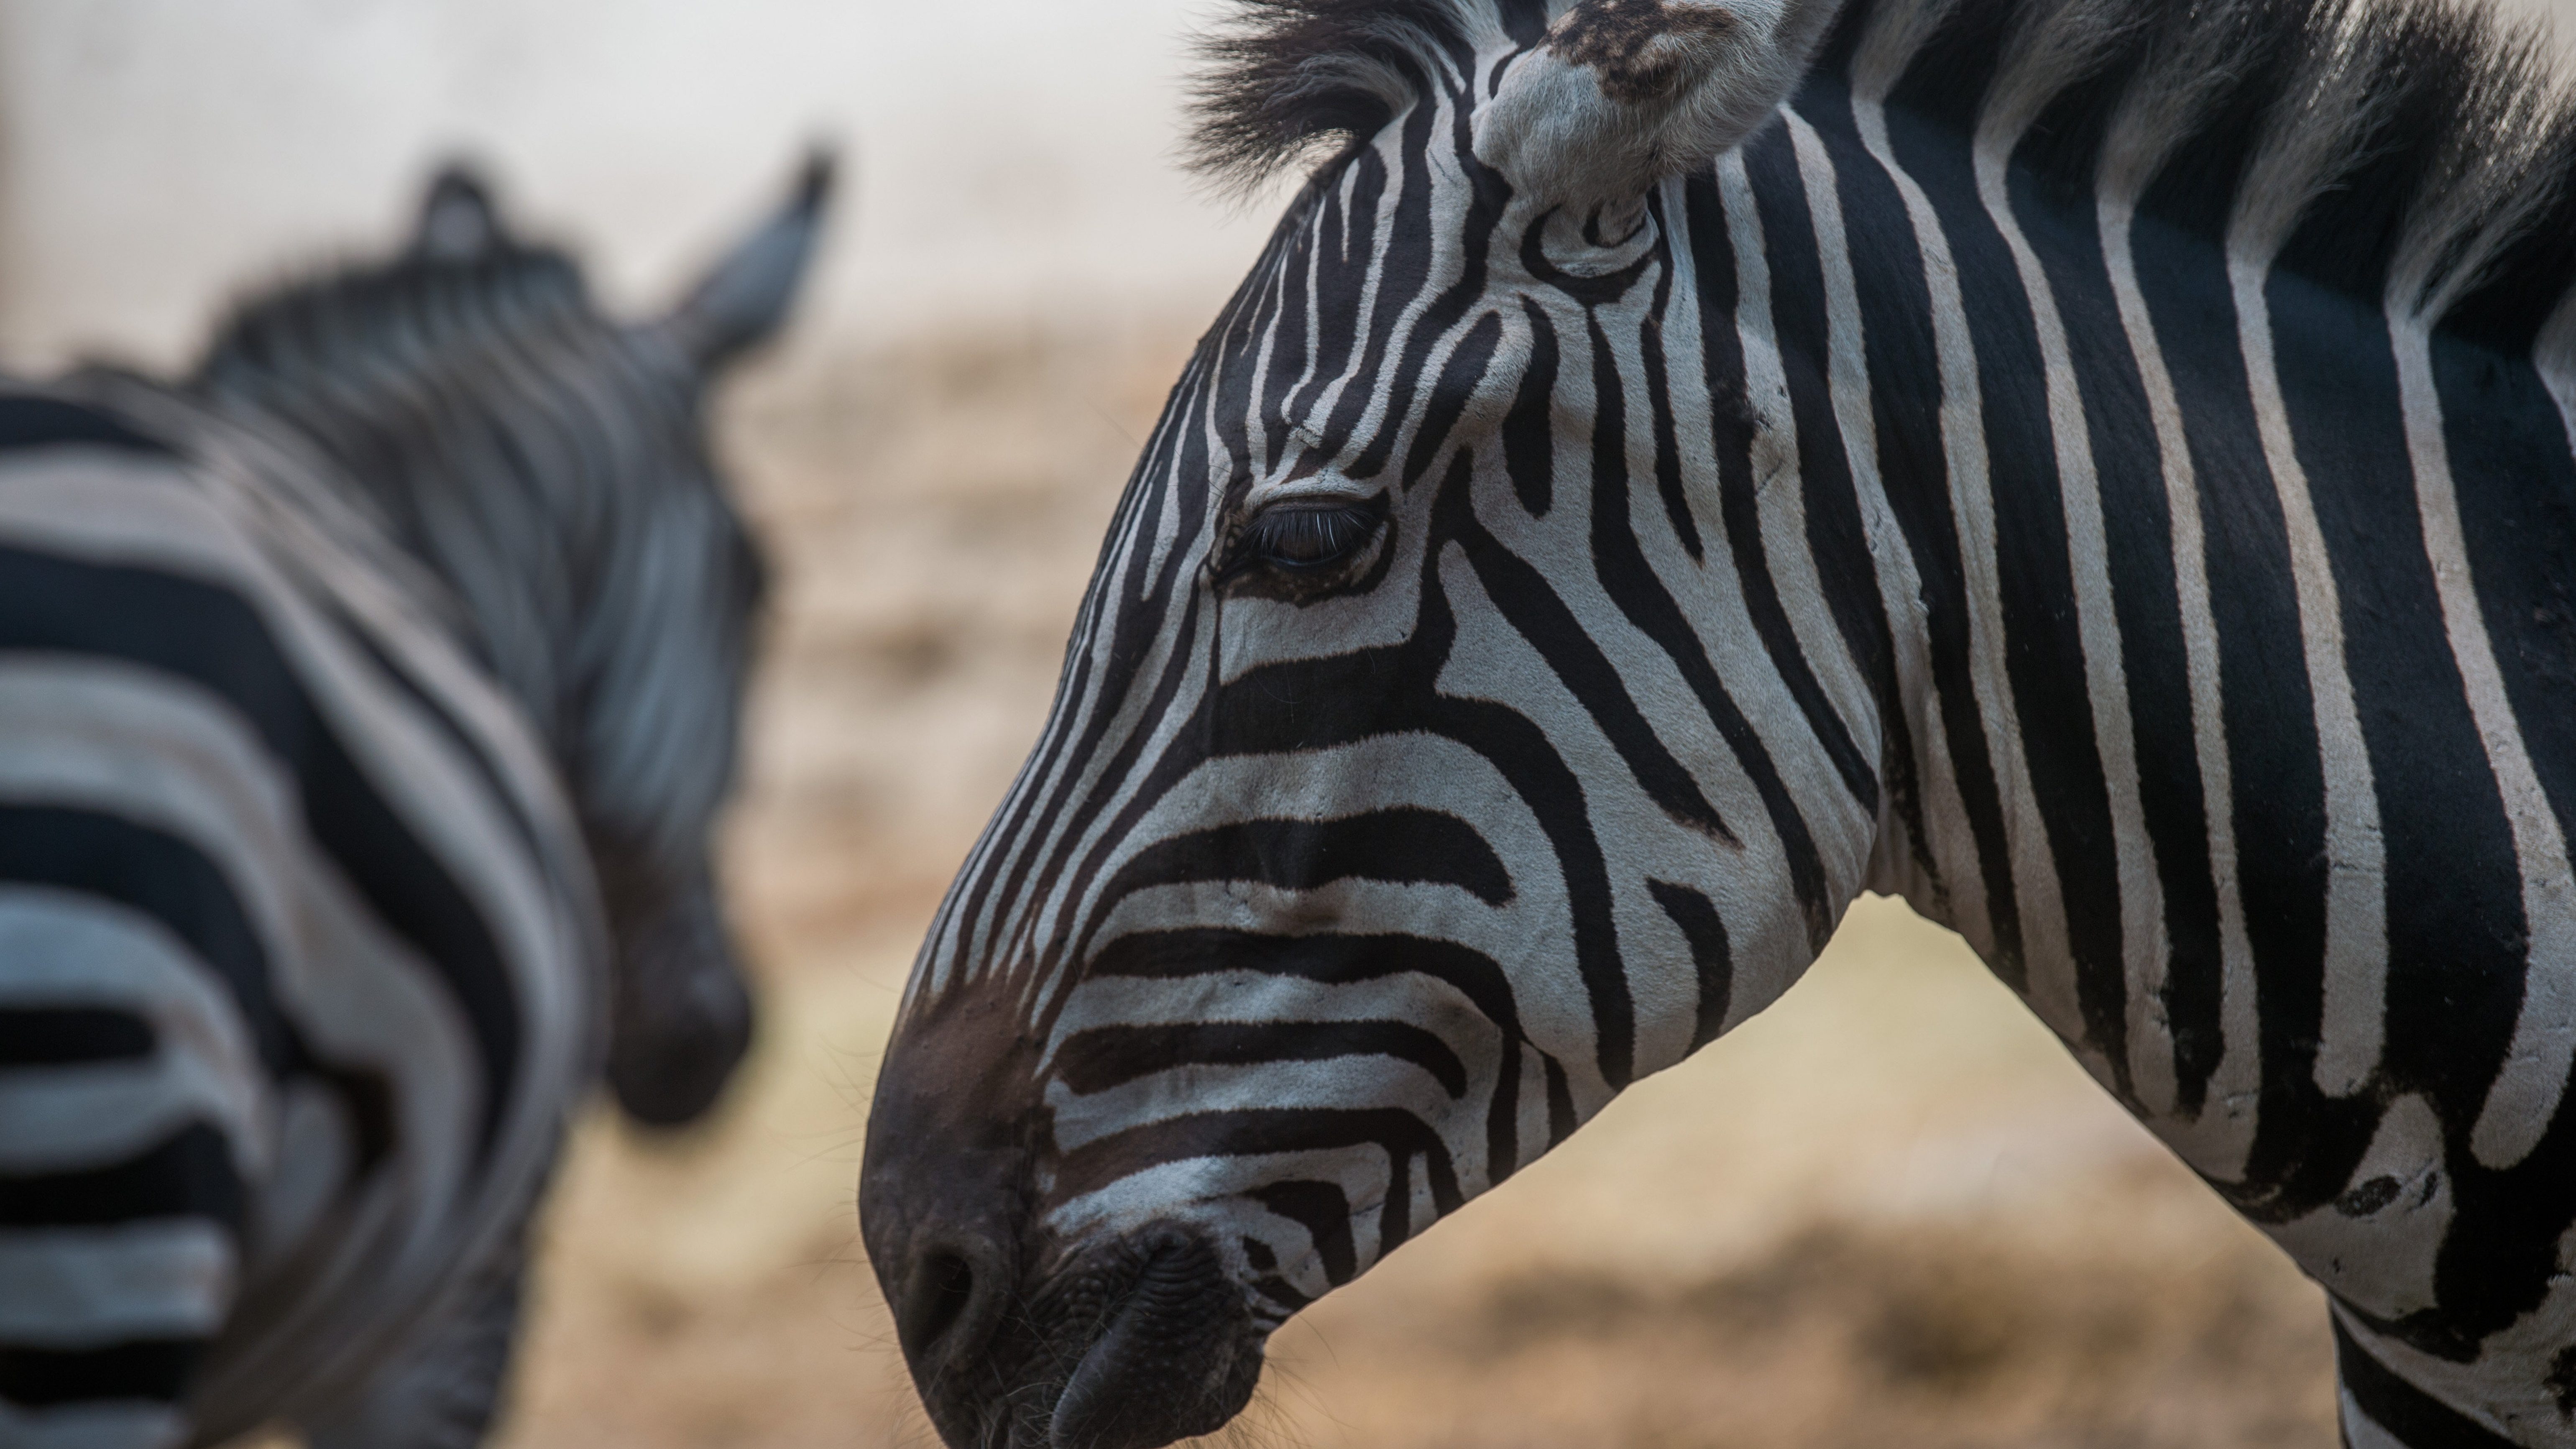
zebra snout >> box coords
[1042,1224,1260,1449]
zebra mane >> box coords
[1187,0,1545,192]
[1191,0,2576,347]
[1837,0,2576,345]
[192,220,761,874]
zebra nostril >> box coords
[897,1243,1002,1370]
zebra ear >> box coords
[1474,0,1836,211]
[412,164,509,263]
[663,149,835,371]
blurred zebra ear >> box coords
[663,149,835,371]
[413,164,509,262]
[1474,0,1838,212]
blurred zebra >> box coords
[0,155,827,1448]
[858,0,2576,1444]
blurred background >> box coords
[9,3,2574,1445]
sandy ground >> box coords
[483,323,2339,1449]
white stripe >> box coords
[1849,93,2067,1007]
[2097,196,2263,1175]
[1048,1059,1455,1154]
[0,453,586,1128]
[0,1221,235,1349]
[1972,120,2160,1095]
[1715,150,1881,766]
[2227,257,2389,1099]
[0,894,266,1176]
[0,658,480,1188]
[2389,316,2576,1170]
[1777,112,1990,964]
[0,457,576,1422]
[0,1060,253,1178]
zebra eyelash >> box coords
[1221,496,1387,578]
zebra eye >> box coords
[1235,498,1381,573]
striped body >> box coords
[863,2,2576,1444]
[0,157,825,1449]
[0,393,594,1447]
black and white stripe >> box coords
[864,2,2576,1444]
[0,159,823,1449]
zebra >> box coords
[0,155,826,1448]
[857,0,2576,1443]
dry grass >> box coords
[485,321,2337,1449]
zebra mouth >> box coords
[878,1216,1262,1449]
[1038,1225,1261,1449]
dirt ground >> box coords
[484,322,2340,1449]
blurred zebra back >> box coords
[0,154,828,1449]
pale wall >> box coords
[0,0,2570,370]
[0,0,1283,369]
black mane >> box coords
[1186,0,1538,191]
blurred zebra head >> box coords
[862,3,1858,1446]
[192,155,832,1126]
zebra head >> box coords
[192,156,832,1127]
[861,3,1862,1445]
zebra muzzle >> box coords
[1045,1226,1259,1449]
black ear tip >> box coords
[792,147,838,214]
[424,162,497,211]
[416,161,507,261]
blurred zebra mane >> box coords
[189,173,760,873]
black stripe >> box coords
[1452,455,1733,846]
[1054,1107,1459,1222]
[1104,810,1512,907]
[2006,126,2227,1115]
[0,544,522,1151]
[1199,487,1638,1086]
[1647,880,1731,1053]
[1403,310,1504,487]
[1055,1021,1469,1098]
[2434,325,2576,879]
[1737,122,1910,841]
[328,603,556,892]
[0,808,292,1077]
[1637,216,1707,566]
[1818,89,2029,989]
[1676,165,1885,838]
[1579,296,1846,954]
[0,1341,201,1406]
[2255,266,2521,1245]
[0,395,174,457]
[1542,1052,1576,1148]
[1876,89,2133,1094]
[1088,929,1522,1040]
[1324,98,1446,469]
[2129,199,2319,1126]
[1086,928,1530,1179]
[2331,1318,2520,1448]
[0,1122,241,1230]
[0,1007,155,1066]
[1353,83,1513,484]
[1250,1179,1358,1285]
[1502,298,1561,516]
